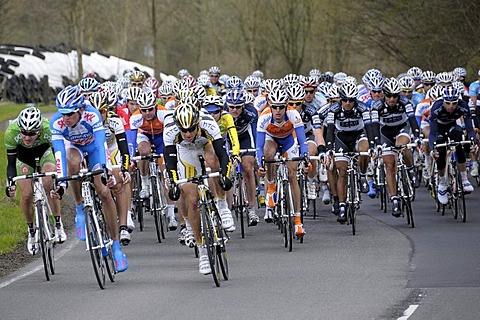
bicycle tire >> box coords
[455,166,467,222]
[379,164,387,213]
[151,177,162,243]
[401,168,414,228]
[236,173,246,238]
[283,181,293,252]
[349,170,357,235]
[97,202,116,283]
[45,205,56,276]
[298,175,306,244]
[36,200,51,281]
[157,175,168,237]
[200,203,220,287]
[215,214,229,280]
[85,207,106,289]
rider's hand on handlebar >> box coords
[257,166,266,177]
[231,154,241,167]
[120,170,131,184]
[50,185,65,200]
[5,181,16,198]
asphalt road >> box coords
[1,181,480,320]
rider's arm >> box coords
[116,131,130,171]
[163,145,178,182]
[212,138,231,176]
[223,113,240,157]
[325,111,335,151]
[255,131,266,167]
[294,124,309,156]
[428,104,439,149]
[6,149,17,182]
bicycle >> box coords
[330,151,368,235]
[12,159,57,281]
[263,153,306,252]
[434,139,472,222]
[230,148,256,239]
[132,151,168,243]
[175,155,229,287]
[131,163,145,231]
[56,166,116,289]
[380,143,417,228]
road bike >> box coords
[176,155,229,287]
[56,166,116,289]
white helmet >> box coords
[17,107,42,132]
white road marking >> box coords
[397,304,419,320]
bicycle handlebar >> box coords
[55,168,105,182]
[434,140,472,148]
[131,153,163,161]
[175,171,220,185]
[12,171,57,182]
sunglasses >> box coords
[62,111,76,117]
[385,93,399,98]
[271,105,286,110]
[341,98,356,103]
[140,107,155,113]
[161,96,171,100]
[247,89,258,93]
[423,83,434,87]
[131,82,143,86]
[21,130,39,136]
[179,126,197,133]
[287,101,303,107]
[305,90,315,94]
[208,109,222,115]
[371,90,382,94]
[210,74,219,78]
[228,104,243,109]
[401,89,413,94]
[444,101,458,105]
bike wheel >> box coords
[455,167,467,222]
[200,203,220,287]
[379,164,387,213]
[401,168,414,228]
[283,181,293,252]
[151,177,162,243]
[36,201,50,281]
[237,174,246,239]
[216,223,229,281]
[45,208,56,276]
[349,171,357,235]
[85,207,106,289]
[97,206,116,283]
[298,175,307,244]
[157,175,168,238]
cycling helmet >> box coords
[177,69,190,78]
[78,77,100,93]
[339,82,358,99]
[452,81,465,95]
[203,95,224,108]
[219,74,230,84]
[176,88,194,102]
[56,85,84,114]
[225,75,244,90]
[144,77,160,91]
[17,107,42,132]
[197,74,211,87]
[398,76,415,90]
[362,69,383,86]
[226,89,246,105]
[421,70,436,83]
[309,69,321,80]
[443,86,459,102]
[199,69,209,77]
[252,70,264,79]
[318,81,331,96]
[426,85,443,101]
[123,86,143,101]
[89,92,109,112]
[320,71,334,83]
[286,83,305,101]
[244,92,255,105]
[158,82,173,96]
[209,66,221,74]
[130,70,145,84]
[268,89,288,106]
[244,76,260,89]
[436,72,453,84]
[453,67,467,79]
[407,67,423,80]
[181,74,197,88]
[174,102,200,130]
[99,81,115,92]
[263,78,281,93]
[138,90,158,109]
[191,85,206,103]
[118,75,131,88]
[333,72,347,85]
[344,76,357,86]
[382,77,401,95]
[327,84,340,99]
[283,73,299,87]
[300,76,318,89]
[369,76,384,91]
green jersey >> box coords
[4,118,52,150]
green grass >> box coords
[0,102,57,254]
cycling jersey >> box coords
[5,118,54,180]
[429,99,475,148]
[116,103,137,157]
[411,91,424,107]
[104,112,130,171]
[50,105,108,178]
[371,95,420,138]
[216,111,240,156]
[256,106,308,166]
[468,80,480,102]
[254,93,268,114]
[129,105,172,157]
[357,84,371,104]
[304,92,328,111]
[299,103,322,138]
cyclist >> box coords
[468,70,480,177]
[197,74,218,96]
[78,77,100,102]
[225,89,260,225]
[5,107,67,254]
[129,90,179,230]
[117,86,143,158]
[302,76,328,110]
[407,67,423,92]
[50,85,128,272]
[256,88,309,237]
[370,78,421,218]
[130,70,145,87]
[164,102,233,275]
[399,75,424,107]
[325,82,376,223]
[158,82,175,106]
[430,87,476,205]
[90,92,134,245]
[286,82,322,200]
[208,66,225,95]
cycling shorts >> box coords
[16,147,55,175]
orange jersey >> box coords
[129,105,172,135]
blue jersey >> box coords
[411,91,424,107]
[50,105,108,178]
